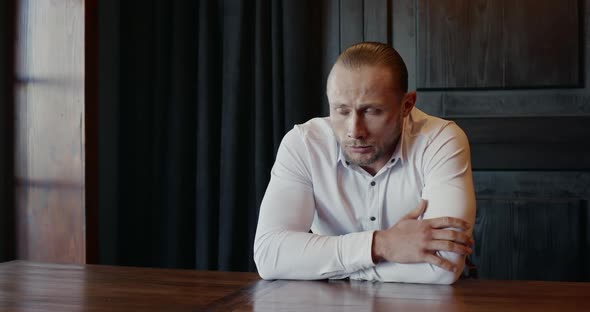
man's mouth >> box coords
[347,145,373,153]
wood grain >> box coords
[503,0,579,87]
[471,198,588,281]
[378,0,590,282]
[473,171,590,199]
[213,278,590,312]
[453,116,590,169]
[14,0,86,263]
[2,261,590,311]
[455,116,590,144]
[403,0,590,120]
[363,0,389,43]
[418,0,503,88]
[441,93,590,117]
[0,261,260,311]
[468,143,590,170]
[340,0,364,50]
[417,0,580,89]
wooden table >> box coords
[1,261,589,311]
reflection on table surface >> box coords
[245,278,590,312]
[1,261,590,312]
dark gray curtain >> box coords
[99,0,331,271]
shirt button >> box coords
[370,181,376,186]
[370,216,376,221]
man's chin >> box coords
[344,154,377,167]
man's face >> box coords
[326,64,414,174]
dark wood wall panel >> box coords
[472,173,590,281]
[14,0,86,264]
[417,0,503,88]
[471,198,589,281]
[456,117,590,144]
[339,0,390,50]
[414,0,590,118]
[340,0,364,50]
[441,93,590,117]
[392,0,416,90]
[363,0,389,43]
[417,0,580,89]
[473,171,590,199]
[503,0,580,87]
[359,0,590,281]
[454,117,590,169]
[469,144,590,170]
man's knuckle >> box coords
[435,257,443,266]
[420,237,429,248]
[460,233,469,242]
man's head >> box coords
[327,42,416,175]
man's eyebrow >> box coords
[330,103,349,108]
[331,102,384,107]
[358,103,384,109]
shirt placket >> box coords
[366,177,380,231]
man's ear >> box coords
[401,91,417,117]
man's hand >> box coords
[371,199,474,272]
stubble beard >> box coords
[340,120,403,167]
[342,145,383,166]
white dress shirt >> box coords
[254,107,476,284]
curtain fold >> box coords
[99,0,332,272]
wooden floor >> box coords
[1,261,589,311]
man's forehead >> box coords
[327,64,399,95]
[328,64,397,87]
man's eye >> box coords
[365,108,381,115]
[336,108,350,115]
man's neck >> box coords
[360,150,395,176]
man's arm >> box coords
[353,123,476,284]
[253,128,376,280]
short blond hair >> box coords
[335,42,408,92]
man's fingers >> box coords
[427,216,470,230]
[402,199,427,220]
[426,240,472,255]
[431,229,474,246]
[423,254,456,272]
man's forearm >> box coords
[352,251,465,284]
[254,229,376,280]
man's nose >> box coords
[347,113,367,139]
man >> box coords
[254,42,476,284]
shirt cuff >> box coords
[340,230,376,273]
